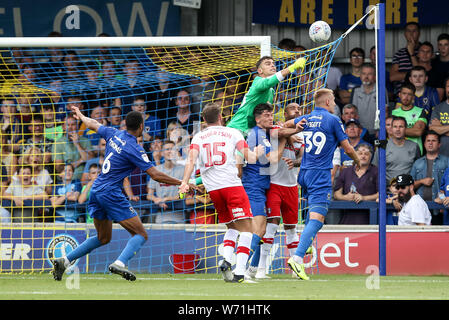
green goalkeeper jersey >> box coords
[392,105,428,155]
[227,72,283,134]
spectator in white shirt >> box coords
[393,174,432,226]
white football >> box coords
[309,21,331,43]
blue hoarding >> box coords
[0,0,179,37]
[253,0,449,29]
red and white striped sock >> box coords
[285,228,299,257]
[222,228,239,263]
[234,232,252,276]
[258,223,278,270]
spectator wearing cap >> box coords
[393,174,432,226]
[337,118,372,169]
[333,143,379,224]
[340,104,375,145]
[372,116,420,183]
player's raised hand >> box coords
[288,57,307,73]
[295,118,307,132]
[70,105,83,120]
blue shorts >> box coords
[243,185,268,217]
[88,189,138,222]
[298,168,332,216]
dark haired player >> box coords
[52,107,183,281]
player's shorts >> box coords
[88,189,138,222]
[243,184,268,217]
[266,183,299,225]
[209,186,252,224]
[298,168,332,216]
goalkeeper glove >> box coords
[287,57,307,73]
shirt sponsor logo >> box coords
[262,139,271,147]
[142,153,150,163]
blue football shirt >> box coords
[294,107,348,170]
[242,126,272,190]
[92,126,154,192]
[440,168,449,197]
[339,73,362,91]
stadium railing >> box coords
[2,199,445,225]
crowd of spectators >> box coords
[0,26,449,226]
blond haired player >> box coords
[179,102,265,283]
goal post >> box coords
[375,2,387,277]
[0,36,273,57]
[0,34,343,275]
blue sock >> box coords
[250,243,261,267]
[66,236,102,262]
[116,234,146,265]
[248,234,261,261]
[295,219,323,258]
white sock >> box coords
[114,260,125,268]
[63,256,70,268]
[258,223,278,269]
[285,228,299,257]
[293,255,303,264]
[223,228,239,262]
[234,232,252,276]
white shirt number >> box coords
[102,152,113,174]
[303,131,326,155]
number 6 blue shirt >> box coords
[92,126,154,193]
[294,107,348,170]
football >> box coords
[309,21,331,43]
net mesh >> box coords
[0,37,342,275]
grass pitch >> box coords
[0,273,448,300]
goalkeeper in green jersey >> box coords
[227,55,306,135]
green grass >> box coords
[0,273,448,300]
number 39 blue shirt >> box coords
[294,107,348,170]
[92,126,154,193]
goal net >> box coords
[0,35,342,275]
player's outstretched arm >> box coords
[239,144,264,164]
[280,57,307,78]
[283,118,307,131]
[179,147,199,194]
[70,106,102,132]
[146,167,182,186]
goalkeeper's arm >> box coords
[258,58,307,91]
[70,106,102,132]
[281,57,307,78]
